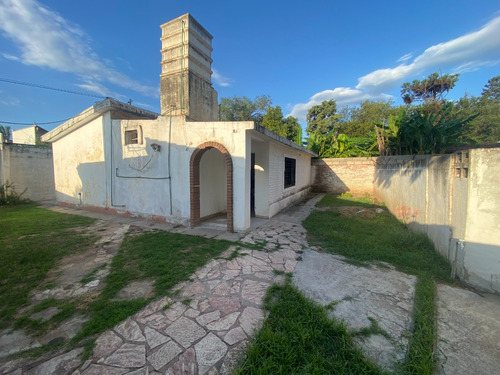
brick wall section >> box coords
[311,157,376,195]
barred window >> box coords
[284,157,296,188]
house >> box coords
[12,124,48,145]
[42,14,315,232]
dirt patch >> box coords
[315,206,387,219]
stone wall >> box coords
[0,142,55,201]
[312,150,500,294]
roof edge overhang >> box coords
[251,124,317,157]
[41,98,159,143]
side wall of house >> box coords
[268,142,312,218]
[0,143,55,201]
[52,116,106,206]
[311,150,500,294]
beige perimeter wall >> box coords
[0,142,55,201]
[311,149,500,294]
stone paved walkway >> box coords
[0,195,322,375]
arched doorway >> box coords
[190,142,233,232]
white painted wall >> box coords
[52,116,106,206]
[251,138,270,217]
[12,126,36,145]
[200,147,227,218]
[267,142,312,217]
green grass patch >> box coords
[316,192,377,208]
[235,281,387,375]
[0,203,96,330]
[302,194,454,374]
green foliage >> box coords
[0,124,11,142]
[306,132,376,158]
[338,100,401,137]
[236,281,386,375]
[261,105,302,144]
[401,72,459,106]
[455,95,500,144]
[219,95,272,125]
[481,75,500,101]
[306,99,340,135]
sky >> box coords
[0,0,499,132]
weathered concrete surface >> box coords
[293,249,416,372]
[436,284,500,375]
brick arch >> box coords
[190,142,233,232]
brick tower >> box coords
[160,14,218,121]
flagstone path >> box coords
[0,195,321,375]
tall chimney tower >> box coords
[160,14,218,121]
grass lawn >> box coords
[0,203,96,330]
[1,203,234,360]
[238,193,453,375]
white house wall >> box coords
[52,116,106,206]
[251,138,270,217]
[200,147,227,218]
[111,116,253,230]
[268,142,312,217]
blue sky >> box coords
[0,0,499,132]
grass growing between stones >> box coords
[0,203,96,330]
[236,280,387,375]
[302,194,453,374]
[73,230,233,344]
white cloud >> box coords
[0,0,158,98]
[289,15,500,123]
[212,69,231,87]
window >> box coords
[125,129,139,145]
[284,157,296,188]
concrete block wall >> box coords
[0,143,55,201]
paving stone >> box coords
[25,348,82,375]
[182,281,206,297]
[223,327,247,345]
[251,251,269,262]
[241,280,270,305]
[93,331,123,359]
[125,367,148,375]
[229,281,241,294]
[102,343,146,368]
[221,269,240,277]
[85,280,100,288]
[196,310,221,326]
[144,326,170,349]
[205,270,221,280]
[214,282,230,295]
[82,364,128,375]
[165,348,197,375]
[225,259,241,270]
[29,306,61,322]
[164,302,187,322]
[198,299,211,312]
[114,280,154,300]
[137,312,169,331]
[284,258,298,272]
[0,329,41,358]
[206,312,240,331]
[184,308,201,318]
[165,317,206,349]
[194,333,228,375]
[147,341,183,371]
[208,297,241,315]
[137,296,172,318]
[239,306,265,335]
[114,318,145,342]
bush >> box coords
[0,181,27,206]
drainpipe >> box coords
[110,121,125,208]
[180,19,185,115]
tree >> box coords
[337,99,400,137]
[219,95,272,125]
[0,125,11,142]
[455,95,500,144]
[306,99,339,135]
[261,106,302,145]
[481,76,500,101]
[401,72,459,107]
